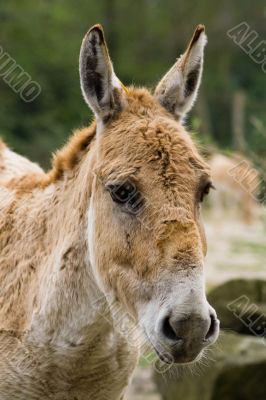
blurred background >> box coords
[0,1,265,399]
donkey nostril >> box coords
[162,316,181,341]
[205,313,217,341]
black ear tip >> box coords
[90,24,104,34]
[195,24,205,37]
[189,24,206,47]
[196,24,205,32]
[88,24,105,44]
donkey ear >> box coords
[155,25,207,119]
[79,24,125,124]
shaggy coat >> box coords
[0,25,219,400]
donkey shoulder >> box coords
[0,140,47,194]
[0,140,44,183]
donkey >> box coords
[0,24,219,399]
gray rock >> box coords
[207,279,266,336]
[154,332,266,400]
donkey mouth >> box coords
[144,328,202,365]
[154,346,202,365]
[154,347,175,364]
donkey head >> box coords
[80,25,219,364]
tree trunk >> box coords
[232,90,246,152]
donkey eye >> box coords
[199,182,214,202]
[106,181,143,213]
[107,181,136,203]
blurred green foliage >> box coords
[0,0,265,168]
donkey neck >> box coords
[30,139,110,348]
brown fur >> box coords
[0,88,210,399]
[0,24,217,400]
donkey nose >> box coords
[161,311,219,347]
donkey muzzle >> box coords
[157,310,219,364]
